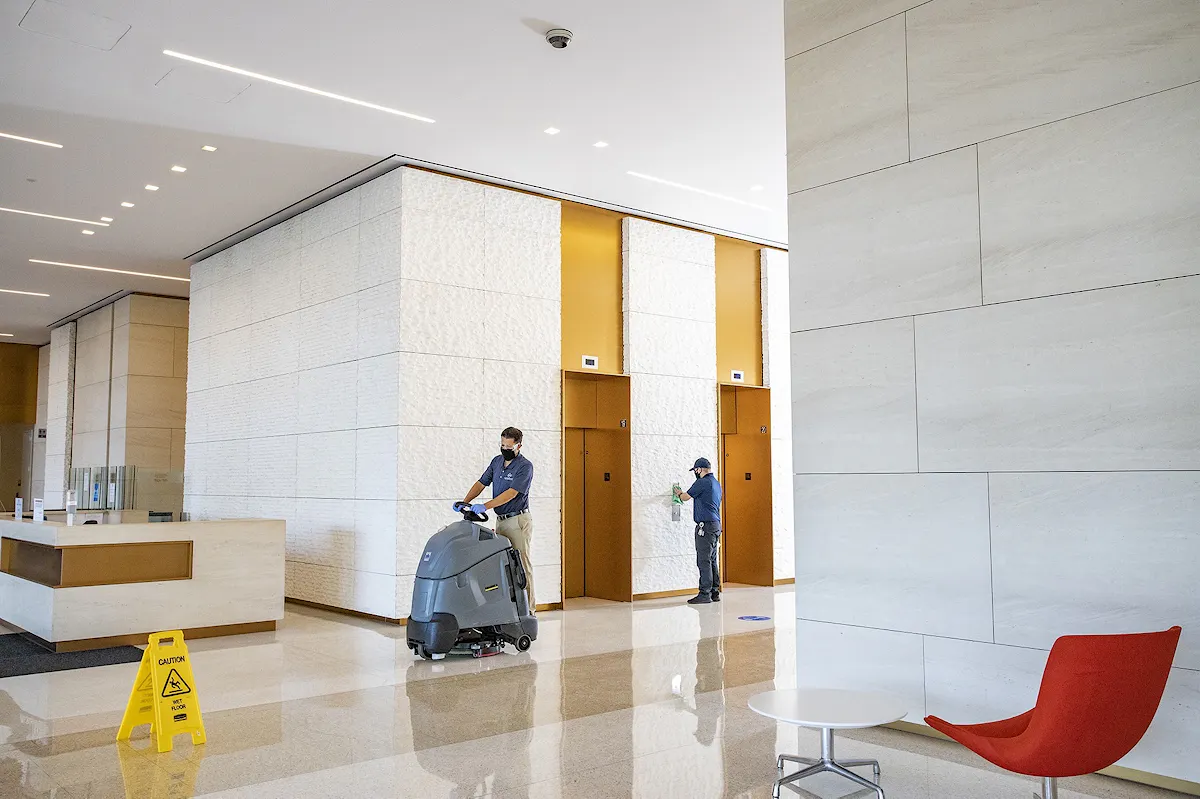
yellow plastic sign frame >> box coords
[117,630,207,753]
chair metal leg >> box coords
[839,758,882,778]
[773,762,826,799]
[777,753,817,771]
[1042,776,1058,799]
[827,762,885,798]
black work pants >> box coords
[694,521,721,595]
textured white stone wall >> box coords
[186,167,563,617]
[785,0,1200,781]
[42,323,75,508]
[760,249,794,582]
[394,169,563,608]
[623,218,718,595]
[30,345,49,501]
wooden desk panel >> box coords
[1,537,192,588]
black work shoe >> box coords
[687,594,713,605]
[710,592,721,602]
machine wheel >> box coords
[515,635,532,652]
[418,646,435,660]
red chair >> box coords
[925,626,1181,799]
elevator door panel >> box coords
[564,429,586,599]
[583,429,631,602]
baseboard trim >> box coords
[286,597,406,625]
[886,721,1200,796]
[536,602,564,612]
[633,588,696,601]
[773,578,795,586]
[14,620,277,653]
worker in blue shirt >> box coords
[459,426,537,608]
[674,457,723,605]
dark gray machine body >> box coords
[407,518,537,658]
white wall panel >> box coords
[916,277,1200,472]
[785,0,928,57]
[789,147,981,330]
[990,471,1200,668]
[298,294,359,368]
[785,15,908,192]
[624,218,718,595]
[923,636,1047,724]
[359,168,404,222]
[791,318,917,473]
[631,375,717,439]
[357,209,403,291]
[795,473,993,640]
[907,0,1200,159]
[979,82,1200,304]
[796,620,926,723]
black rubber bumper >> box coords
[407,613,459,654]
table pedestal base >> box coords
[775,727,883,798]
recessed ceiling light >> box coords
[201,145,217,152]
[163,50,436,123]
[0,207,109,226]
[593,141,609,148]
[29,259,191,283]
[100,216,113,222]
[145,184,159,191]
[750,185,764,192]
[626,171,774,211]
[81,229,95,235]
[0,333,14,338]
[0,131,63,148]
[171,165,187,172]
[121,202,134,207]
[544,127,560,135]
[0,288,50,297]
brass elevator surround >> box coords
[561,203,624,374]
[715,236,765,387]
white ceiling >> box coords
[0,0,787,345]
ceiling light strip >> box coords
[0,288,50,297]
[29,259,190,283]
[626,171,774,212]
[0,131,63,148]
[0,333,14,337]
[162,50,435,123]
[0,207,110,226]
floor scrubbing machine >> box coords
[407,502,538,660]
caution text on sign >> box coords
[117,630,207,753]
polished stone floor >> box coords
[0,587,1190,798]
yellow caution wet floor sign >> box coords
[117,630,207,753]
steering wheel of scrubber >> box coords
[453,501,490,523]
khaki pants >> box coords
[497,512,535,608]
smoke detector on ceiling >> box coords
[545,28,573,49]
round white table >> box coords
[748,688,908,799]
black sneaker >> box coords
[710,592,721,602]
[687,594,713,605]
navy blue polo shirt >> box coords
[479,453,533,516]
[687,474,722,523]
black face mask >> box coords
[501,447,518,461]
[694,470,703,480]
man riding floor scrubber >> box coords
[406,502,538,659]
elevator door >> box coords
[564,428,631,601]
[720,386,774,586]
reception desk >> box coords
[0,517,284,651]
